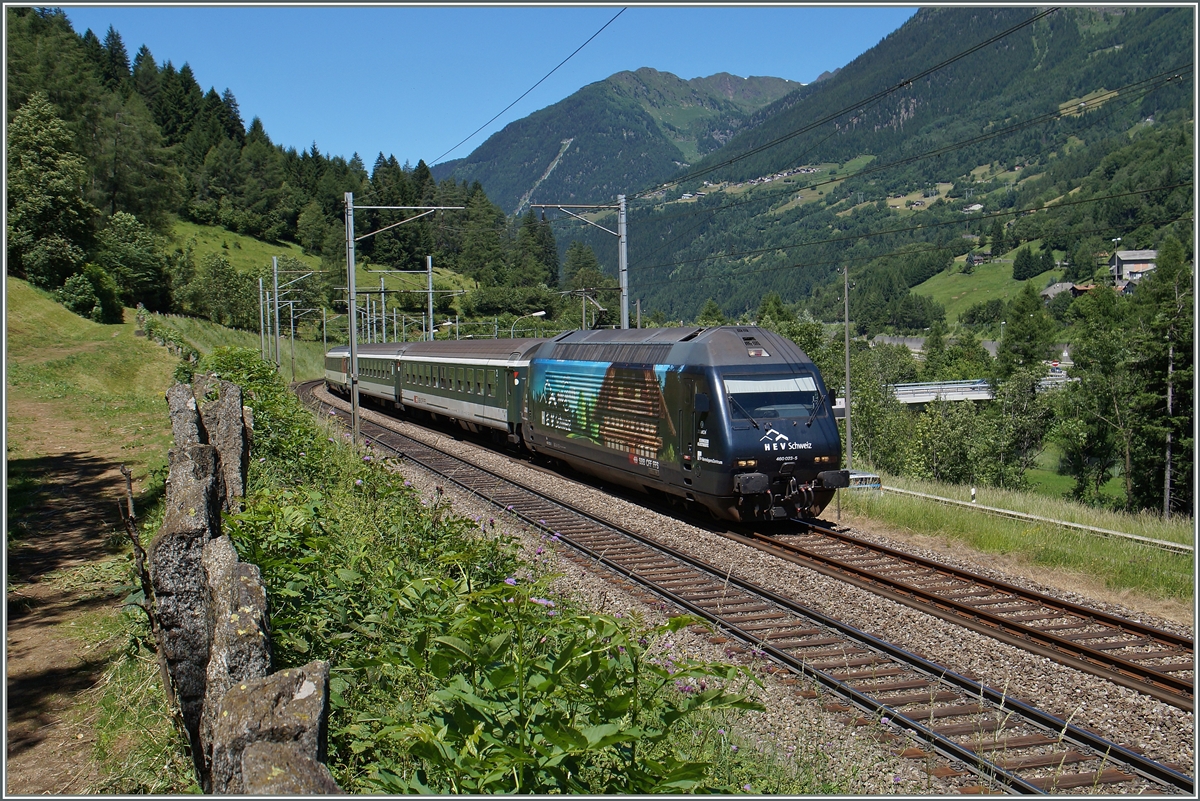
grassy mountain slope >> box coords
[432,68,796,213]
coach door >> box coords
[681,377,698,476]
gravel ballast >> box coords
[318,388,1196,792]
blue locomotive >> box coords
[325,326,848,522]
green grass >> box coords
[1025,442,1125,503]
[5,277,179,497]
[170,218,318,276]
[46,558,197,794]
[911,252,1059,323]
[842,471,1194,602]
[151,313,330,382]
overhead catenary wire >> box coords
[623,65,1191,265]
[429,7,627,166]
[638,7,1059,198]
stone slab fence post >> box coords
[149,376,342,794]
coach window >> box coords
[456,367,464,392]
[466,368,475,394]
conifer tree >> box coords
[101,26,130,92]
[131,45,160,107]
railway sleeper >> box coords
[1024,768,1134,791]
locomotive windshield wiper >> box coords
[805,390,828,427]
[729,395,760,429]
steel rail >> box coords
[298,381,1193,795]
[727,526,1194,711]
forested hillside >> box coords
[556,6,1192,324]
[7,7,561,330]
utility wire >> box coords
[429,8,626,166]
[637,7,1058,198]
[625,65,1190,267]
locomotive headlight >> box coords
[736,459,757,468]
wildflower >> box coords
[355,479,363,486]
[880,717,890,725]
[259,457,266,463]
[547,610,556,616]
[505,597,514,603]
[404,481,412,487]
[328,409,337,415]
[742,782,750,790]
[504,577,517,586]
[539,519,545,525]
[550,533,560,542]
[531,598,555,607]
[893,776,902,784]
[299,452,305,457]
[363,455,371,462]
[536,547,544,555]
[327,438,335,443]
[506,504,514,511]
[717,728,725,735]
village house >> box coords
[1108,249,1158,282]
[1040,282,1075,302]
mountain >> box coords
[547,6,1193,322]
[430,68,798,214]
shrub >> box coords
[206,346,766,793]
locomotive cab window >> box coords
[724,375,820,424]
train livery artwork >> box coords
[528,359,682,473]
[325,326,848,522]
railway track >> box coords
[726,526,1195,712]
[299,381,1193,795]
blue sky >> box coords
[61,5,918,169]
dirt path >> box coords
[6,450,131,794]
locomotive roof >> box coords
[533,326,813,369]
[327,327,813,369]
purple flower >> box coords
[328,409,337,415]
[550,533,560,542]
[506,504,514,511]
[547,610,556,616]
[531,597,555,607]
[717,728,725,735]
[327,438,335,443]
[731,745,739,754]
[355,479,363,486]
[880,717,890,725]
[536,547,544,555]
[504,577,517,586]
[893,776,902,784]
[258,457,265,463]
[299,452,305,457]
[404,481,412,487]
[742,783,750,791]
[363,455,372,462]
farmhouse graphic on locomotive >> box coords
[325,326,848,522]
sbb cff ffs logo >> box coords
[760,430,813,452]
